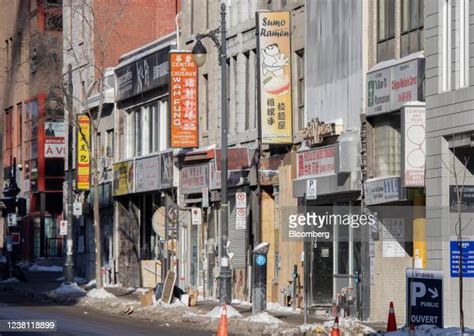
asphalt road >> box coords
[0,290,213,336]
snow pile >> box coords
[56,276,87,284]
[156,298,185,308]
[243,312,284,325]
[29,264,63,272]
[267,302,302,314]
[84,279,96,289]
[50,283,86,297]
[87,288,117,300]
[300,317,374,335]
[231,299,252,307]
[1,277,19,283]
[381,325,474,335]
[133,288,149,295]
[206,305,242,318]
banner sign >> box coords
[296,146,336,179]
[77,115,90,190]
[257,11,293,144]
[170,52,198,148]
[449,185,474,213]
[115,46,170,101]
[401,105,425,187]
[406,269,443,328]
[365,177,403,205]
[135,155,160,193]
[44,121,65,158]
[113,160,134,196]
[160,151,174,189]
[180,163,209,194]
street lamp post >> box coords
[192,2,231,304]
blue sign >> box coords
[406,269,443,328]
[450,241,474,277]
[255,255,266,266]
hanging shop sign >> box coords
[365,177,404,205]
[135,155,160,193]
[113,160,135,196]
[257,11,293,144]
[77,115,91,190]
[367,56,424,116]
[401,105,426,187]
[296,146,336,179]
[180,163,209,194]
[170,52,198,148]
[44,121,65,158]
[115,46,170,101]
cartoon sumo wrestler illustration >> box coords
[261,43,290,95]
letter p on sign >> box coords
[411,282,426,306]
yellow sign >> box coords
[77,115,90,190]
[113,161,134,196]
[257,11,293,144]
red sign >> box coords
[215,148,250,171]
[297,146,336,178]
[11,232,20,245]
[170,52,198,148]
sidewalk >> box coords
[0,267,386,335]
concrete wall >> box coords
[425,0,474,327]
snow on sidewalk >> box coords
[56,276,87,284]
[243,312,284,325]
[29,264,63,272]
[380,325,474,335]
[206,305,242,318]
[49,283,86,297]
[87,288,117,300]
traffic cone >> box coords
[331,316,340,336]
[386,301,397,332]
[216,304,228,336]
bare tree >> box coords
[61,0,127,289]
[442,139,472,332]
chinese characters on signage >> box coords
[296,146,336,178]
[77,115,90,190]
[113,161,134,196]
[135,155,160,193]
[402,105,425,187]
[44,121,65,158]
[365,177,403,205]
[367,57,424,116]
[180,164,209,194]
[170,52,198,148]
[257,11,293,144]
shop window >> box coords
[373,114,401,177]
[377,0,396,62]
[457,0,469,88]
[106,129,114,156]
[401,0,424,57]
[440,0,452,92]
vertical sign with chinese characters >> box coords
[170,52,198,148]
[401,105,425,187]
[257,11,293,144]
[77,115,90,190]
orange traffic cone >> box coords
[386,301,397,332]
[331,316,340,336]
[217,304,228,336]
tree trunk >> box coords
[93,130,102,289]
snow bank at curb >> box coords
[243,312,284,325]
[267,302,302,314]
[1,277,19,283]
[29,264,63,272]
[50,283,86,297]
[56,276,87,284]
[300,317,375,335]
[206,305,242,318]
[87,288,117,300]
[380,325,474,335]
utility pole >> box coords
[64,63,75,283]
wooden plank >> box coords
[161,270,176,304]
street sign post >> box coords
[406,269,443,328]
[306,179,317,200]
[236,208,246,230]
[236,192,246,209]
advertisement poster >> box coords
[135,155,160,193]
[44,121,65,158]
[402,105,425,187]
[257,11,293,144]
[77,115,90,190]
[170,52,198,148]
[296,146,336,178]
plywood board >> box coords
[161,270,176,304]
[140,260,162,288]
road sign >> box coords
[7,213,17,227]
[202,188,209,208]
[236,208,246,230]
[406,269,443,328]
[306,180,317,200]
[73,202,82,216]
[450,241,474,277]
[236,192,247,208]
[191,207,202,225]
[59,220,68,236]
